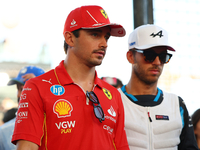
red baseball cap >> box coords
[63,5,126,37]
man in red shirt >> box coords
[12,5,129,150]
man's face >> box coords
[17,83,24,103]
[71,26,111,67]
[133,46,167,85]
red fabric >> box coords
[63,5,125,37]
[12,60,129,150]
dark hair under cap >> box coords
[192,108,200,129]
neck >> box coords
[126,74,158,95]
[64,57,96,92]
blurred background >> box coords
[0,0,200,124]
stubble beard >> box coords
[134,64,161,85]
[87,55,103,67]
[89,49,105,67]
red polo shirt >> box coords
[12,60,129,150]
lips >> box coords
[149,69,160,75]
[97,51,105,57]
[93,50,105,57]
[150,69,159,74]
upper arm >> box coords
[16,140,39,150]
[178,96,198,150]
[12,80,45,145]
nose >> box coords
[99,37,108,49]
[152,56,162,65]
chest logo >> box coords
[53,99,73,118]
[155,115,169,120]
[42,79,52,84]
[108,106,116,117]
[103,88,112,100]
[50,85,65,96]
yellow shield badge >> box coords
[100,9,108,19]
[103,88,112,100]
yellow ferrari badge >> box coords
[100,9,108,19]
[103,88,112,100]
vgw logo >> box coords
[55,121,76,134]
[50,85,65,96]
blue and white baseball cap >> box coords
[7,66,45,85]
[128,24,175,51]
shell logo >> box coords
[53,99,73,118]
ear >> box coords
[64,31,74,47]
[126,50,135,64]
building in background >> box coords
[153,0,200,114]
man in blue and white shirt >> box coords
[119,24,198,150]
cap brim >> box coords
[7,79,24,85]
[82,23,126,37]
[135,45,175,52]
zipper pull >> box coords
[148,112,152,122]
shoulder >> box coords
[30,69,54,81]
[162,90,186,107]
[97,79,122,105]
[98,79,120,95]
[162,91,181,103]
[178,96,186,106]
[25,69,55,86]
[162,90,178,97]
[178,96,189,115]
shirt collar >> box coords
[54,60,73,85]
[55,60,103,89]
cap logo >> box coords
[71,19,76,26]
[70,19,77,28]
[100,9,108,19]
[150,30,163,38]
[20,67,28,74]
[118,30,124,35]
[129,42,136,47]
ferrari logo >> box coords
[100,9,108,19]
[103,88,112,100]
